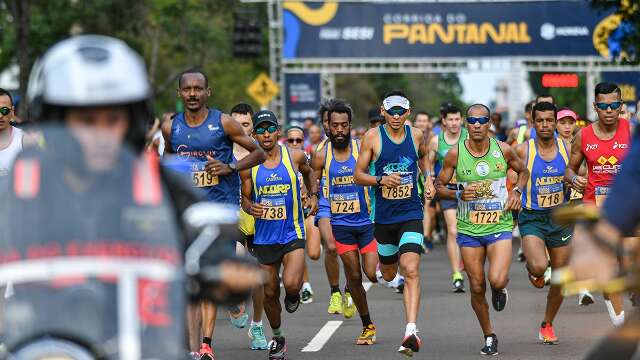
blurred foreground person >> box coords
[0,35,261,360]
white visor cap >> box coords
[382,95,410,111]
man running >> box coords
[162,70,266,359]
[429,104,467,293]
[355,90,434,356]
[240,110,318,360]
[437,104,528,356]
[564,82,630,327]
[230,103,269,351]
[314,99,352,316]
[515,101,573,344]
[0,88,23,178]
[313,100,378,345]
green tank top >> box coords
[455,138,513,236]
[437,128,467,184]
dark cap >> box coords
[367,108,384,123]
[253,110,279,129]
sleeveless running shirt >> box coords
[252,145,305,245]
[581,119,630,207]
[456,138,512,236]
[325,140,371,227]
[436,128,468,183]
[169,109,239,204]
[0,126,23,177]
[522,138,569,210]
[373,125,422,224]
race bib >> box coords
[192,170,219,187]
[331,192,361,214]
[569,188,583,201]
[595,186,610,208]
[382,174,413,200]
[468,202,502,225]
[260,198,287,220]
[537,191,562,208]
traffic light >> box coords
[233,10,262,58]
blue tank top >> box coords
[252,145,305,245]
[325,140,371,227]
[170,109,239,205]
[373,125,423,224]
[522,137,569,210]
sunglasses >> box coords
[467,116,491,125]
[255,125,279,135]
[0,107,11,116]
[595,101,622,111]
[386,107,408,117]
[287,138,303,144]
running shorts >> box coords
[252,238,305,265]
[374,220,423,265]
[457,231,511,248]
[333,223,377,256]
[518,208,573,248]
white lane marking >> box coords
[301,282,374,352]
[302,321,343,352]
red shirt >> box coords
[581,118,631,206]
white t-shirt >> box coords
[0,126,23,177]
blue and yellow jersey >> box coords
[522,138,569,210]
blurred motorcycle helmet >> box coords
[26,34,153,150]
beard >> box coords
[329,131,350,150]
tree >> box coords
[591,0,639,63]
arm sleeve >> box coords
[602,130,640,235]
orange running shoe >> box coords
[528,273,545,289]
[199,343,215,359]
[538,322,558,345]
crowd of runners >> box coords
[1,40,638,360]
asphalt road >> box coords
[213,244,626,360]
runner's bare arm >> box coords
[500,141,528,211]
[564,129,587,192]
[221,114,266,171]
[505,127,517,145]
[294,149,318,215]
[354,129,378,186]
[161,117,174,154]
[428,134,438,174]
[310,146,326,188]
[240,168,263,217]
[415,128,435,199]
[436,146,458,200]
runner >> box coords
[239,110,318,360]
[230,103,269,351]
[285,125,320,304]
[564,82,630,327]
[515,101,573,344]
[368,108,384,129]
[314,99,351,317]
[312,100,379,345]
[556,108,578,144]
[437,104,528,356]
[162,70,266,359]
[428,104,468,293]
[355,90,435,356]
[0,88,23,178]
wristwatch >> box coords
[228,162,237,171]
[376,175,383,185]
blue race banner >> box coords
[601,72,640,104]
[282,1,623,60]
[284,73,321,123]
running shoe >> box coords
[538,322,558,345]
[189,352,200,360]
[199,344,215,360]
[356,324,377,345]
[284,293,300,314]
[452,272,465,293]
[578,289,595,306]
[268,336,287,360]
[516,246,526,262]
[397,333,421,357]
[328,292,343,314]
[544,266,552,285]
[343,291,356,319]
[528,273,545,289]
[228,305,249,328]
[491,288,508,312]
[394,276,405,294]
[480,334,498,355]
[248,323,268,350]
[300,287,314,304]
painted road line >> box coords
[301,321,344,352]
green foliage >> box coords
[528,72,588,118]
[591,0,639,63]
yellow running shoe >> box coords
[343,291,356,319]
[328,292,343,314]
[356,324,376,345]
